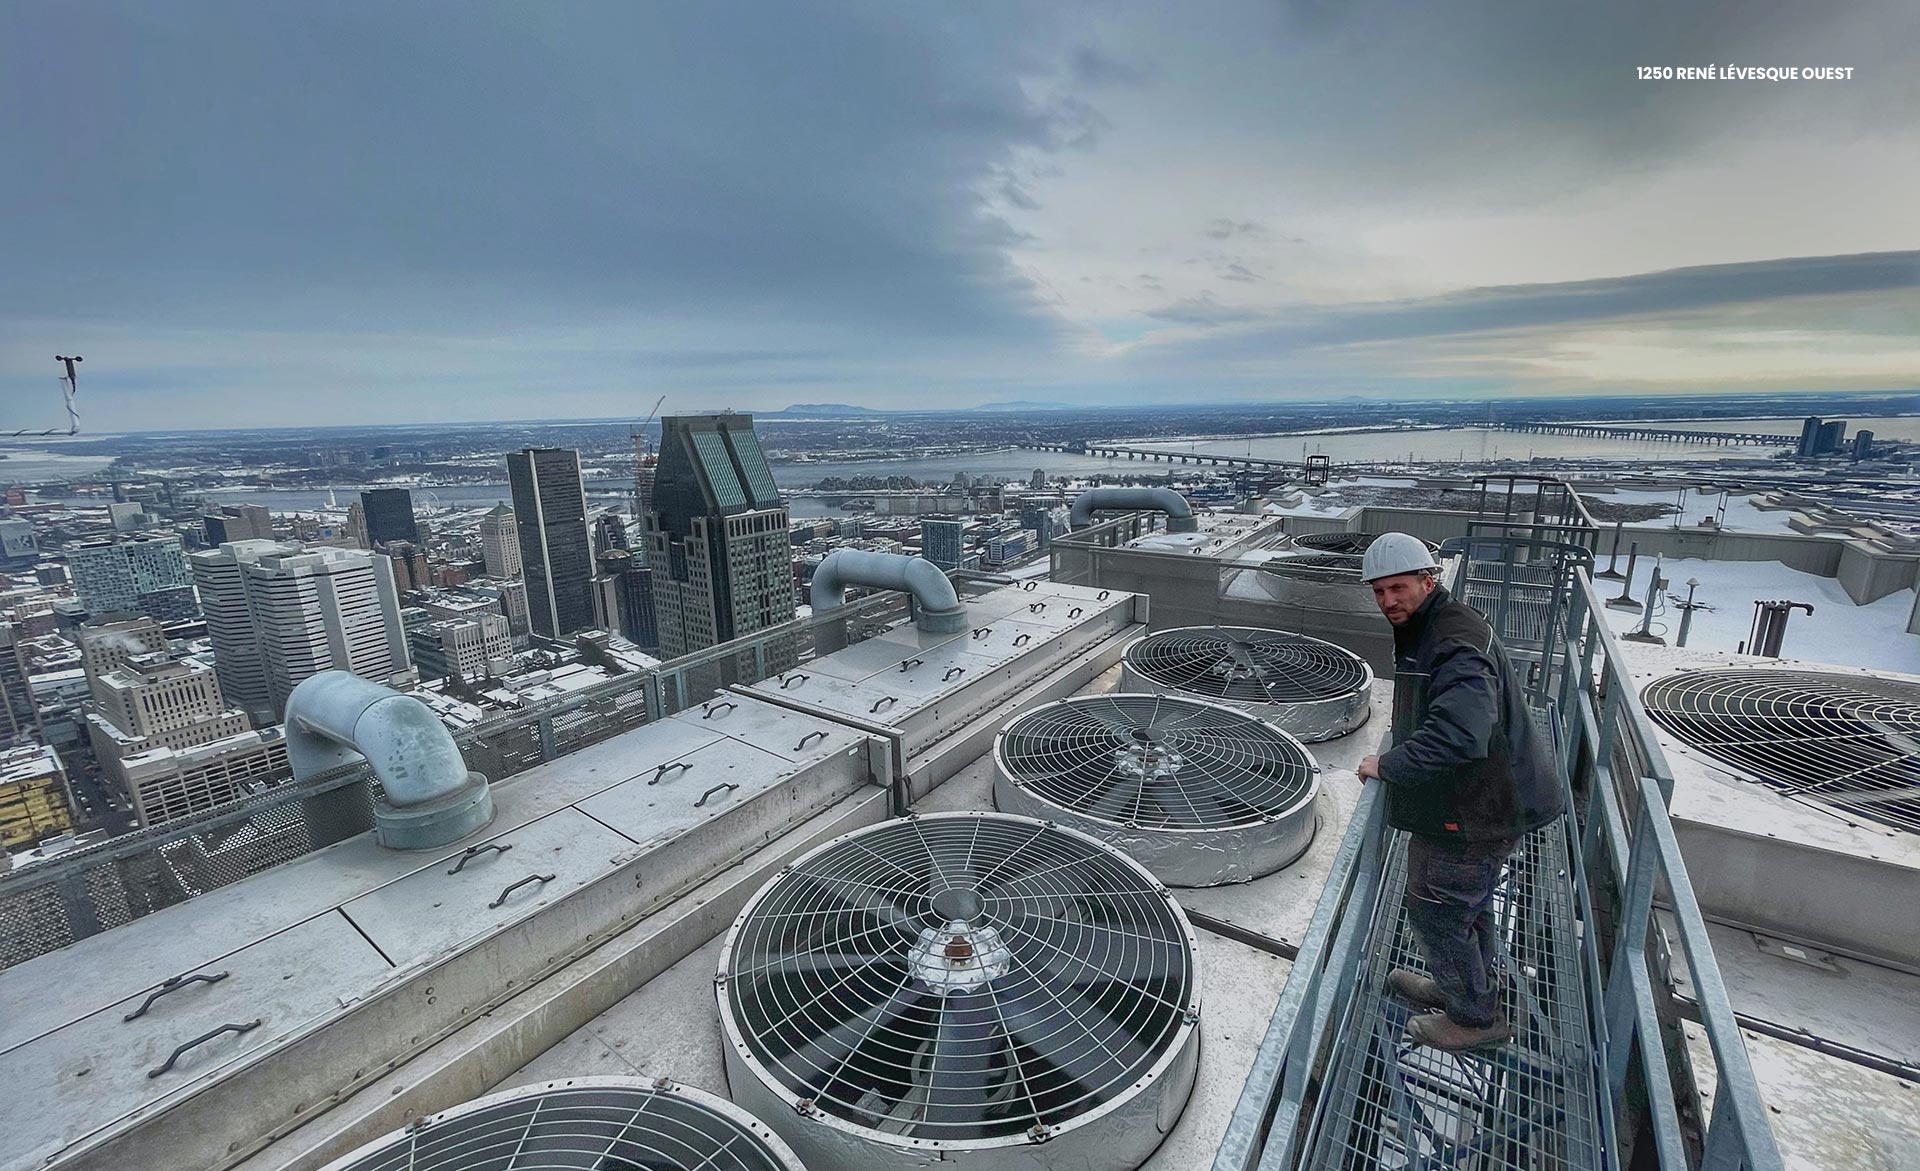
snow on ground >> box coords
[1589,487,1817,536]
[1597,555,1920,672]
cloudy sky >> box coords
[3,1,1917,430]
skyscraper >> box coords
[642,414,794,659]
[595,548,659,650]
[507,448,596,639]
[202,504,273,545]
[921,517,965,570]
[479,503,521,580]
[190,540,413,723]
[360,488,420,546]
[0,623,40,746]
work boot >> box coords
[1386,969,1448,1012]
[1407,1010,1514,1052]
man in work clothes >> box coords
[1355,533,1566,1051]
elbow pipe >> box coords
[811,550,969,635]
[1070,487,1198,533]
[286,671,495,850]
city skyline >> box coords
[2,2,1916,431]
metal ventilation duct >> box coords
[717,811,1201,1171]
[994,694,1320,886]
[1643,668,1920,836]
[1292,531,1439,557]
[315,1077,807,1171]
[1119,625,1372,742]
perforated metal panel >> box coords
[1119,626,1372,742]
[994,694,1320,886]
[717,811,1200,1170]
[316,1077,807,1171]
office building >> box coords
[360,488,420,546]
[641,414,794,660]
[0,623,39,746]
[507,448,596,639]
[345,501,371,549]
[1031,468,1047,490]
[1018,501,1057,549]
[191,540,413,724]
[985,529,1032,567]
[1817,419,1847,456]
[117,727,290,827]
[202,504,273,545]
[1852,430,1875,461]
[594,549,658,650]
[108,502,147,532]
[77,615,171,702]
[0,745,72,847]
[66,534,199,621]
[0,519,38,568]
[479,503,521,580]
[408,614,513,682]
[921,517,965,570]
[84,650,264,820]
[593,511,629,557]
[383,541,432,593]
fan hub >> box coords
[908,918,1012,994]
[1113,740,1185,781]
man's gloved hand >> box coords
[1358,754,1381,782]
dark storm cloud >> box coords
[0,2,1082,343]
[1163,251,1920,359]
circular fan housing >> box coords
[316,1077,806,1171]
[1642,668,1920,836]
[1292,531,1440,557]
[994,694,1321,886]
[1119,626,1372,742]
[717,811,1201,1171]
[1260,551,1366,580]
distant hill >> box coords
[766,403,886,416]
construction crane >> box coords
[6,355,82,438]
[632,395,666,517]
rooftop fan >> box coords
[1120,625,1372,741]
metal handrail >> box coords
[1212,539,1781,1171]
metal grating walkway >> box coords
[1300,821,1604,1171]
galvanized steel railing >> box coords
[1212,536,1782,1171]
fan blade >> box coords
[745,949,901,984]
[994,978,1150,1097]
[816,983,940,1105]
[924,993,1006,1128]
[1081,775,1145,821]
[789,872,922,938]
[757,962,914,1068]
[779,975,929,1090]
[1004,919,1187,987]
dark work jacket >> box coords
[1378,585,1566,843]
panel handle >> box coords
[147,1020,262,1078]
[123,972,230,1022]
[794,730,828,750]
[489,873,556,909]
[649,761,693,785]
[447,842,513,874]
[702,700,737,719]
[694,782,740,808]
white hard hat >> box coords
[1360,532,1438,583]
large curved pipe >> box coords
[286,671,494,849]
[811,550,968,635]
[1070,487,1198,533]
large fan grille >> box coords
[1125,626,1370,705]
[1292,531,1439,556]
[1261,552,1364,580]
[997,694,1317,830]
[1642,668,1920,835]
[719,813,1198,1146]
[318,1079,802,1171]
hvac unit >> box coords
[1642,667,1920,836]
[993,693,1321,886]
[716,811,1201,1171]
[1118,625,1372,741]
[315,1077,807,1171]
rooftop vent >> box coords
[1119,625,1372,742]
[315,1077,806,1171]
[717,811,1200,1170]
[994,694,1320,885]
[1642,668,1920,835]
